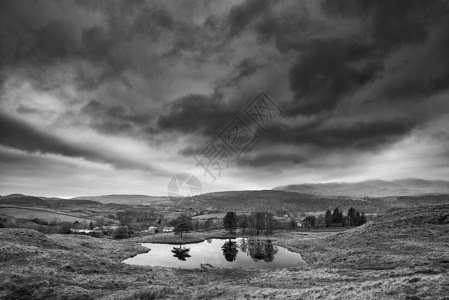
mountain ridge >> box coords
[274,178,449,197]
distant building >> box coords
[163,226,174,232]
[70,228,102,236]
[148,226,158,233]
[107,225,120,231]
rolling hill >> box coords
[0,194,103,207]
[274,178,449,197]
[71,194,170,205]
[178,190,379,214]
[0,194,56,207]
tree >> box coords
[332,208,341,224]
[204,218,213,231]
[302,216,316,228]
[58,222,73,234]
[289,217,298,230]
[174,215,192,237]
[223,212,239,234]
[339,212,345,226]
[238,215,249,235]
[354,212,361,226]
[89,221,94,230]
[360,212,367,225]
[347,207,357,226]
[113,226,129,239]
[0,222,4,228]
[195,220,199,231]
[325,210,333,227]
[251,212,274,235]
[94,219,104,228]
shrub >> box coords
[113,226,129,239]
[32,218,48,225]
[58,222,73,234]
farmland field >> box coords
[0,207,97,223]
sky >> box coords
[1,0,449,198]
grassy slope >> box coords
[0,229,179,299]
[1,205,448,299]
[181,190,389,213]
[0,207,99,223]
[275,179,449,197]
[288,204,449,269]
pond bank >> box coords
[131,229,279,244]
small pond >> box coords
[123,238,306,270]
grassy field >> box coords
[0,207,98,223]
[1,204,448,299]
[192,213,227,220]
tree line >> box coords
[302,207,367,228]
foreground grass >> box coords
[1,205,448,299]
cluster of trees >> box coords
[168,207,368,238]
[171,211,278,237]
[116,210,157,223]
[2,217,75,234]
[116,210,161,230]
[223,211,276,235]
[302,207,367,228]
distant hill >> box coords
[274,178,449,197]
[177,190,388,214]
[0,194,104,208]
[0,194,56,207]
[71,194,170,205]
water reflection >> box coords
[174,238,279,262]
[245,238,278,263]
[222,239,239,262]
[179,238,278,262]
[171,244,191,261]
[123,238,306,270]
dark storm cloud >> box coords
[244,0,449,167]
[262,118,418,150]
[0,0,176,86]
[227,59,264,86]
[1,0,449,176]
[321,0,431,47]
[284,0,449,116]
[237,152,306,168]
[157,94,237,136]
[227,0,272,38]
[0,112,164,174]
[287,40,380,115]
[80,99,150,134]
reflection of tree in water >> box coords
[221,239,239,262]
[171,244,191,261]
[239,238,248,253]
[241,238,278,263]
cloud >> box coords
[1,0,449,196]
[157,93,238,136]
[287,39,380,115]
[0,111,167,175]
